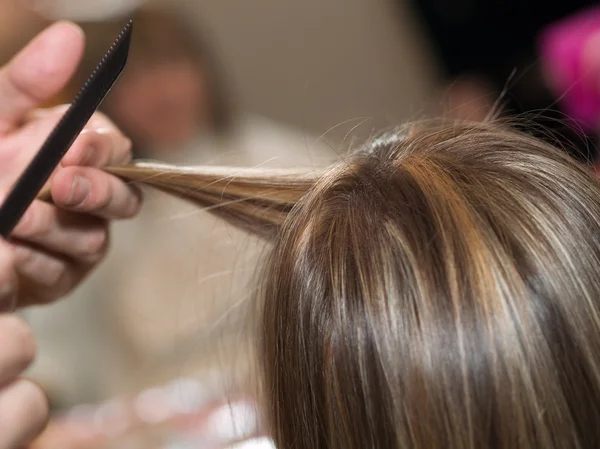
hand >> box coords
[0,245,48,448]
[0,21,141,307]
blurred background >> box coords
[0,0,596,447]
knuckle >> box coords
[43,260,67,289]
[18,207,51,240]
[17,247,38,272]
[16,249,66,292]
[124,191,142,218]
[21,252,67,290]
[79,227,109,262]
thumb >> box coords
[0,22,84,135]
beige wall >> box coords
[175,0,440,141]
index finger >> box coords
[0,22,84,135]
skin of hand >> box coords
[0,21,142,448]
[0,21,142,308]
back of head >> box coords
[100,120,600,447]
[257,122,600,448]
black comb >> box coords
[0,20,133,238]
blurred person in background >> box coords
[22,0,335,438]
[405,0,599,164]
[69,3,233,158]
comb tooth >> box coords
[73,20,133,104]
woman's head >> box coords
[258,122,600,448]
[102,120,600,448]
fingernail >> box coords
[12,245,28,263]
[66,176,91,207]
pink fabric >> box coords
[538,6,600,132]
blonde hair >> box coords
[51,121,600,447]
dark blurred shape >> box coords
[70,6,233,156]
[405,0,598,163]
